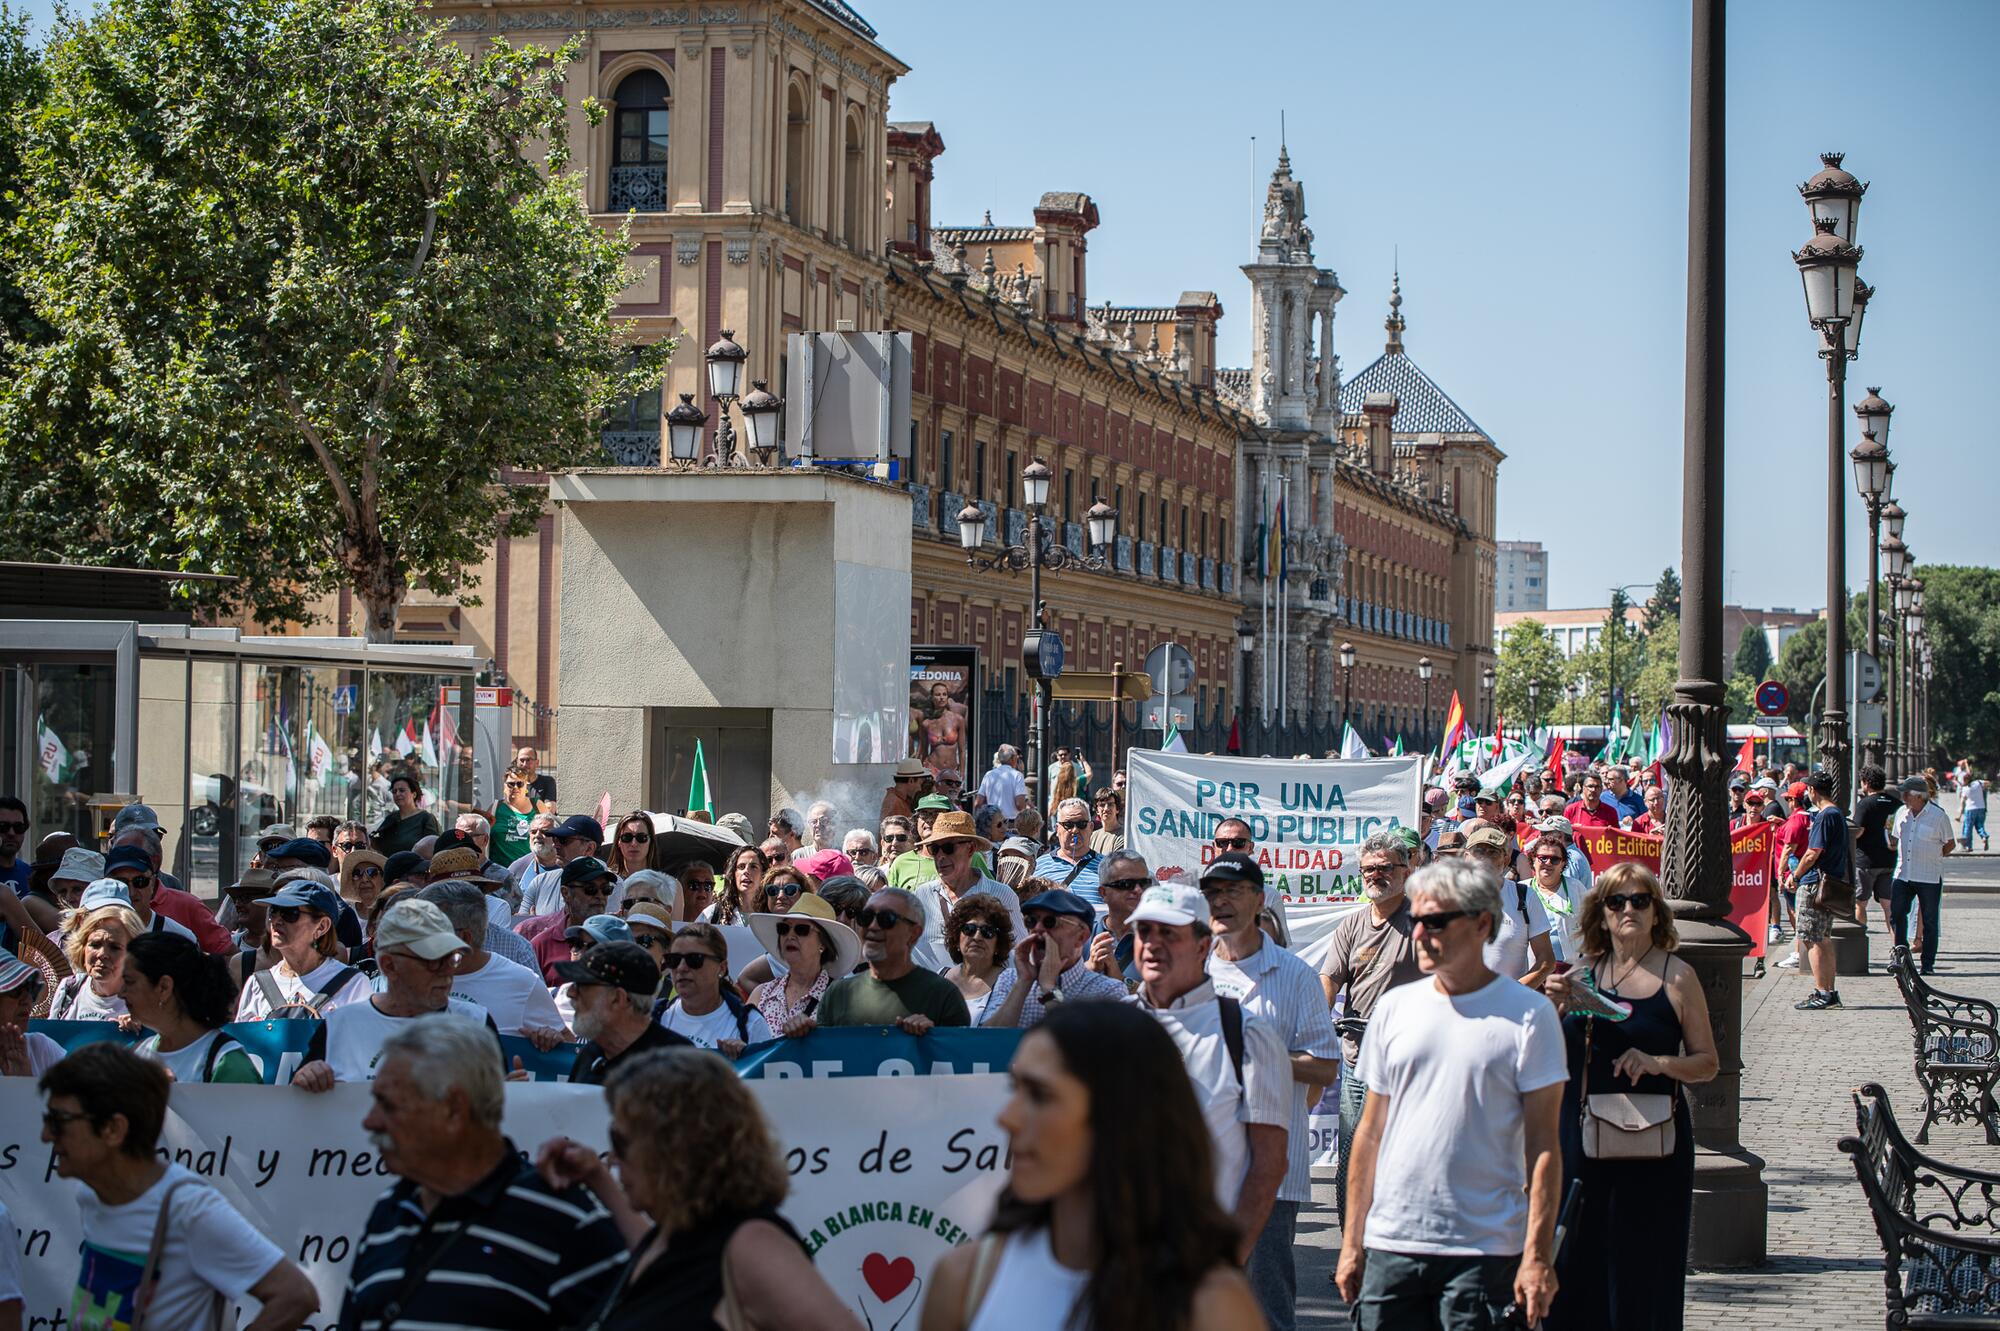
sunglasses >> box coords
[1605,893,1656,912]
[958,922,1001,940]
[1532,854,1566,865]
[686,878,717,892]
[1059,820,1090,831]
[1214,836,1251,850]
[335,840,368,850]
[775,921,822,939]
[570,881,611,896]
[0,822,27,835]
[1024,912,1079,931]
[766,885,804,903]
[270,906,310,924]
[1360,864,1400,880]
[932,840,974,855]
[618,832,651,843]
[668,953,719,970]
[1101,875,1152,891]
[854,908,909,930]
[352,866,382,880]
[637,934,668,950]
[882,834,912,844]
[1412,909,1472,931]
[42,1107,90,1134]
[504,781,526,789]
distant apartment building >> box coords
[1495,602,1821,663]
[1496,540,1547,611]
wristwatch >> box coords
[1037,987,1063,1005]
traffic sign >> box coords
[332,684,358,715]
[1755,680,1790,716]
[1024,629,1065,680]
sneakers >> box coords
[1767,923,1782,944]
[1794,990,1843,1010]
[1777,952,1802,969]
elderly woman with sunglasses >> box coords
[734,866,813,991]
[747,895,862,1037]
[1538,864,1717,1331]
[941,892,1015,1018]
[657,922,773,1057]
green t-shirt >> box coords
[492,801,535,866]
[886,849,988,889]
[819,967,971,1028]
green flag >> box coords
[1391,735,1405,757]
[688,739,714,818]
[1605,698,1624,763]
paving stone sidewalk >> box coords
[1294,849,2000,1330]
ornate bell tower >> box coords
[1240,144,1342,432]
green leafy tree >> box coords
[1644,566,1681,635]
[1905,565,2000,765]
[1628,614,1681,722]
[0,3,44,354]
[0,0,667,636]
[1776,618,1826,730]
[1494,619,1569,730]
[1732,624,1772,684]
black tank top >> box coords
[583,1206,806,1331]
[1564,963,1686,1098]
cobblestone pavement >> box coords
[1294,845,2000,1330]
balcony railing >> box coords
[1114,535,1134,574]
[1160,548,1179,584]
[600,430,659,466]
[1138,541,1156,577]
[1182,552,1199,585]
[608,165,668,213]
[910,483,933,531]
[940,491,964,540]
[1063,523,1084,558]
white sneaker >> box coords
[1767,924,1782,944]
[1777,952,1802,969]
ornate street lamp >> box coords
[1851,427,1891,766]
[738,380,784,467]
[665,393,708,469]
[960,458,1115,793]
[1527,677,1542,735]
[1339,641,1356,729]
[1794,158,1867,805]
[703,329,748,466]
[1481,664,1496,734]
[1418,656,1434,750]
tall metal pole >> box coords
[1886,586,1901,779]
[1862,503,1882,770]
[1661,0,1766,1267]
[1821,346,1851,803]
[1422,677,1432,751]
[1030,518,1047,816]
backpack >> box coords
[255,965,361,1019]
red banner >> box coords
[1573,824,1774,959]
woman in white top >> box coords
[123,933,263,1083]
[49,903,143,1024]
[657,922,771,1057]
[0,952,65,1075]
[921,1002,1262,1331]
[233,881,371,1019]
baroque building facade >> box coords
[278,0,1492,766]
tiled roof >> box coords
[1338,350,1490,438]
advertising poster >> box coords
[908,645,977,780]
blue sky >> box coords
[15,0,1996,612]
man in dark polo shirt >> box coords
[563,941,692,1084]
[340,1013,626,1331]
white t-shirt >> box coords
[0,1200,21,1309]
[1484,880,1552,980]
[234,956,373,1020]
[313,996,492,1083]
[658,999,773,1049]
[1966,780,1988,813]
[24,1030,66,1076]
[70,1163,282,1331]
[135,1030,257,1084]
[52,977,127,1021]
[451,953,565,1035]
[1357,975,1567,1256]
[977,764,1028,816]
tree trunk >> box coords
[340,528,406,644]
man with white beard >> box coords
[1318,831,1426,1224]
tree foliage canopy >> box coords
[0,0,667,635]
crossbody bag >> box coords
[1578,1006,1676,1161]
[131,1179,229,1331]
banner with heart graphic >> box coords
[0,1069,1011,1327]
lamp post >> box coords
[1527,676,1542,736]
[1793,152,1867,805]
[1418,656,1434,750]
[1604,582,1652,734]
[1481,664,1496,735]
[959,459,1114,806]
[1850,414,1891,769]
[1338,641,1357,737]
[1907,581,1927,773]
[1237,619,1257,742]
[1885,540,1910,777]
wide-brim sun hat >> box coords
[748,892,861,977]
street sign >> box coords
[332,684,358,715]
[1050,670,1153,703]
[1848,650,1881,703]
[1853,701,1885,743]
[1024,629,1064,680]
[1755,679,1789,716]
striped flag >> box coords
[1438,691,1466,758]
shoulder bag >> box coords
[1578,1008,1676,1161]
[131,1178,228,1331]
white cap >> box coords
[1126,883,1210,930]
[51,848,105,886]
[78,878,134,912]
[373,899,466,961]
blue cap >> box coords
[564,913,632,947]
[267,837,333,869]
[103,845,153,876]
[78,878,134,911]
[254,881,344,921]
[550,815,603,844]
[1456,796,1479,817]
[1020,888,1096,923]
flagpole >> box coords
[1278,472,1289,726]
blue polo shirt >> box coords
[1033,849,1103,907]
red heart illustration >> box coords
[862,1252,916,1303]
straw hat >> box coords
[748,892,861,976]
[917,809,991,851]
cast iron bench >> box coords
[1892,945,2000,1145]
[1844,1082,2000,1327]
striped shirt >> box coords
[1209,939,1338,1203]
[980,956,1130,1027]
[337,1139,628,1331]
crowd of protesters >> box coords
[0,734,1985,1331]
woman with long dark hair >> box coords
[921,1001,1263,1331]
[124,933,262,1083]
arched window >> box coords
[784,82,807,224]
[609,69,669,213]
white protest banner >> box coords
[1126,750,1421,1170]
[0,1073,1008,1330]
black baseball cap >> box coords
[560,855,615,888]
[267,837,334,869]
[550,815,604,843]
[552,941,659,995]
[1020,888,1095,923]
[382,850,426,884]
[1200,851,1265,889]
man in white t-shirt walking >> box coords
[1337,858,1566,1329]
[1892,775,1957,975]
[975,745,1029,820]
[40,1042,319,1330]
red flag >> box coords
[1733,738,1756,775]
[1545,735,1566,776]
[1491,711,1505,757]
[1226,716,1242,755]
